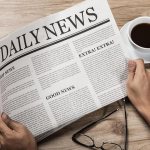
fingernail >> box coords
[1,112,8,120]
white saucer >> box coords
[120,22,150,63]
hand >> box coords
[0,112,37,150]
[127,59,150,125]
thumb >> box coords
[1,112,21,131]
[128,60,136,81]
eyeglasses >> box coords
[72,98,128,150]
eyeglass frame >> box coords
[72,98,128,150]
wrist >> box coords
[138,105,150,125]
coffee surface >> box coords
[131,23,150,48]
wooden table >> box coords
[0,0,150,149]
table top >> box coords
[0,0,150,149]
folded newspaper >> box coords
[0,0,127,141]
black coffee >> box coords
[131,23,150,48]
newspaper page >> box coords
[0,0,127,140]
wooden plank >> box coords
[0,0,150,149]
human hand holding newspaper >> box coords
[0,0,127,141]
[127,59,150,125]
[0,112,37,150]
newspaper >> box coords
[0,0,127,141]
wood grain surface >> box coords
[0,0,150,150]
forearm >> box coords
[128,95,150,125]
[138,106,150,125]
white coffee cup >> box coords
[127,16,150,53]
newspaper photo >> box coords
[0,0,127,141]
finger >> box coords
[1,113,21,131]
[0,116,11,136]
[128,60,136,81]
[134,59,146,74]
